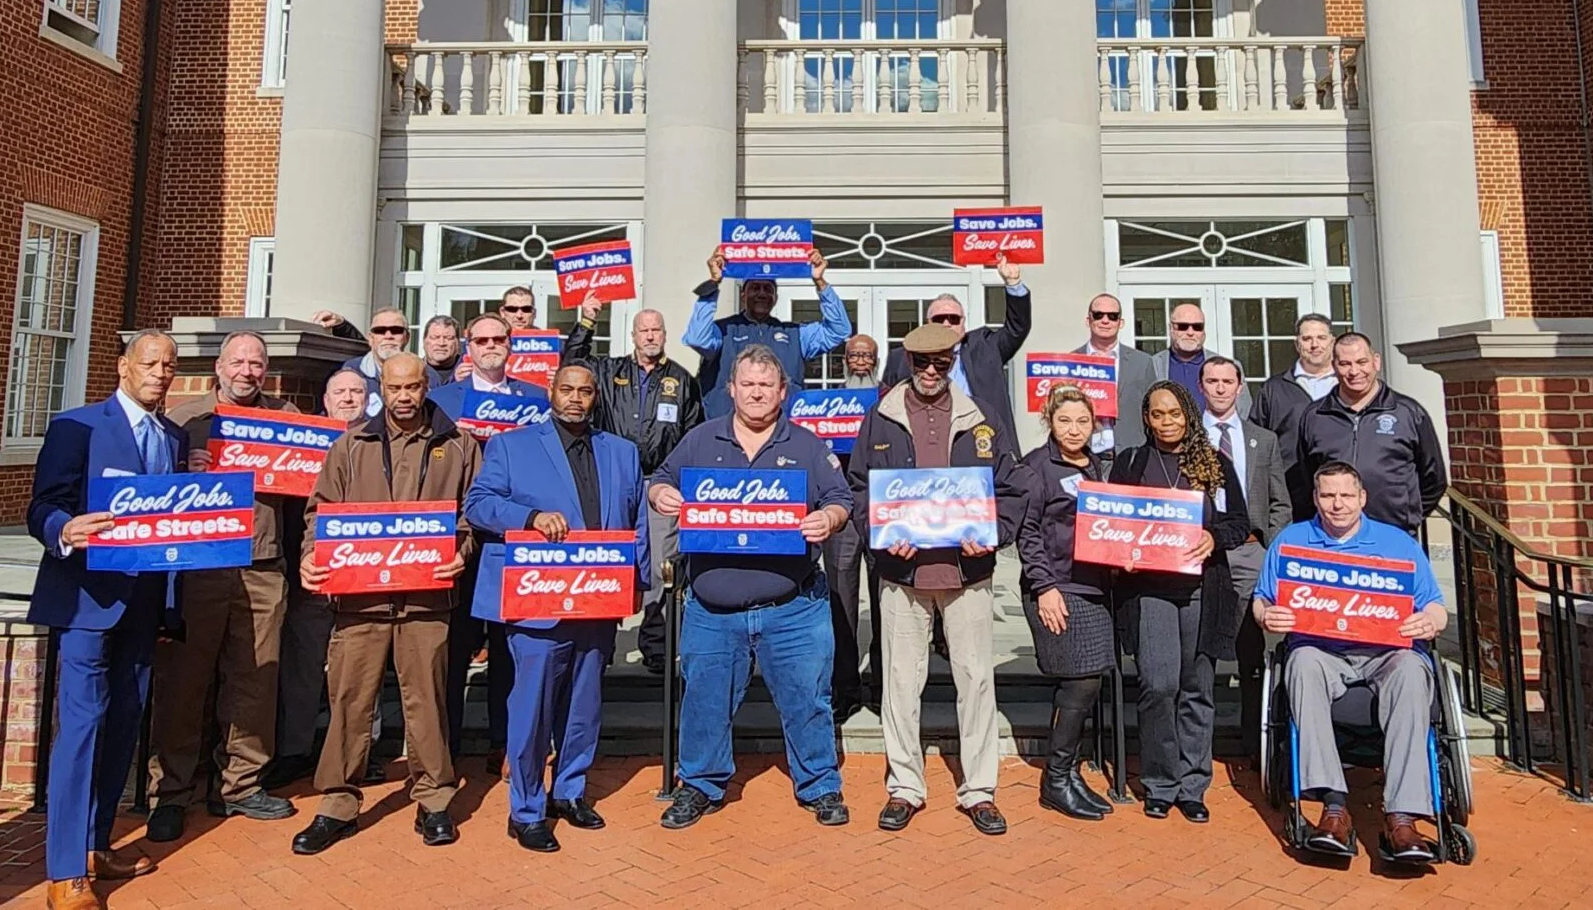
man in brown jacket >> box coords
[147,331,298,841]
[291,353,480,854]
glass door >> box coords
[1125,285,1215,355]
[1215,284,1317,395]
[775,282,973,390]
[436,279,622,361]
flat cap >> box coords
[902,323,960,354]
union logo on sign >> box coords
[165,548,178,562]
[737,533,748,546]
[379,570,391,584]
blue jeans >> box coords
[676,583,841,803]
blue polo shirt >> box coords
[1255,515,1444,654]
[653,414,853,609]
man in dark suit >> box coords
[881,253,1031,448]
[1073,292,1156,469]
[28,329,185,909]
[1200,356,1291,758]
[464,364,649,853]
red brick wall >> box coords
[0,2,175,524]
[1325,0,1364,37]
[0,631,46,793]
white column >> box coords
[270,0,387,324]
[642,0,740,371]
[1005,0,1106,451]
[1364,0,1487,434]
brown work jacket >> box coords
[167,389,300,562]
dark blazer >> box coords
[27,396,188,630]
[1107,444,1250,661]
[1073,341,1156,451]
[881,285,1033,448]
[1151,347,1254,417]
[1235,418,1293,546]
[428,375,550,425]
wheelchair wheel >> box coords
[1438,661,1474,826]
[1446,824,1477,866]
[1260,653,1274,804]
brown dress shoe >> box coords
[46,877,102,910]
[962,801,1008,836]
[88,849,155,881]
[1384,813,1435,863]
[1306,805,1354,854]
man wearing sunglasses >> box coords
[1150,302,1251,417]
[1073,293,1156,467]
[498,287,538,331]
[880,254,1031,451]
[428,312,551,774]
[685,246,852,419]
[319,308,445,418]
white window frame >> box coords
[1463,0,1487,88]
[245,237,275,318]
[4,205,98,457]
[1480,230,1504,319]
[261,0,291,90]
[40,0,122,66]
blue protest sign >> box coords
[678,468,809,555]
[720,219,814,280]
[787,388,877,455]
[456,388,551,441]
[86,471,256,572]
[868,467,997,550]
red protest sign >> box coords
[501,530,638,621]
[1073,481,1205,576]
[952,207,1045,266]
[506,329,562,388]
[207,405,347,497]
[553,240,637,307]
[1275,545,1417,649]
[1025,352,1118,418]
[313,501,457,595]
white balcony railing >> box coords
[739,39,1006,117]
[1097,37,1363,115]
[387,42,649,118]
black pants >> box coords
[445,608,510,755]
[1135,589,1215,803]
[823,521,881,706]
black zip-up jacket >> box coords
[564,319,703,476]
[846,384,1040,588]
[1018,441,1110,598]
[1295,382,1447,535]
[1249,366,1333,519]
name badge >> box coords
[656,402,679,424]
[1214,489,1227,512]
[1060,474,1083,497]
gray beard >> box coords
[844,372,877,389]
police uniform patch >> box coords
[774,332,790,343]
[613,376,630,386]
[972,424,995,459]
[1375,414,1398,436]
[661,377,680,397]
[873,443,891,451]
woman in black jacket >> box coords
[1108,380,1249,822]
[1019,386,1116,821]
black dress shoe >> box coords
[1070,770,1114,815]
[222,791,296,821]
[641,653,666,675]
[659,786,721,830]
[962,801,1008,835]
[508,819,560,852]
[798,792,850,826]
[1175,800,1210,823]
[415,808,458,846]
[1143,799,1172,819]
[260,754,318,791]
[877,797,919,831]
[548,798,605,830]
[145,805,185,843]
[291,815,357,855]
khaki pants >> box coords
[315,612,455,821]
[149,560,287,805]
[879,579,999,808]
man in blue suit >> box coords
[464,363,648,854]
[429,311,550,768]
[28,329,185,910]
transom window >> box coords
[6,208,96,447]
[437,223,629,273]
[812,221,960,270]
[1119,220,1310,269]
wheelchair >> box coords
[1259,642,1476,866]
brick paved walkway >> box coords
[1,754,1587,909]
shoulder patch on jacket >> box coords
[872,443,891,451]
[972,424,995,459]
[613,376,630,386]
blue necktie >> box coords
[138,415,169,474]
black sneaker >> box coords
[415,807,458,846]
[222,791,296,821]
[145,804,185,843]
[798,792,850,826]
[659,786,721,830]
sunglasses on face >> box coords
[470,335,508,346]
[909,353,955,372]
[500,304,535,314]
[928,313,963,326]
[1173,322,1205,332]
[370,326,407,337]
[1089,310,1122,323]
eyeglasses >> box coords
[1173,322,1205,332]
[470,335,508,346]
[1089,310,1122,323]
[909,353,955,372]
[845,351,877,361]
[928,313,963,326]
[369,326,407,337]
[500,304,535,314]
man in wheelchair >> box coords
[1252,461,1448,863]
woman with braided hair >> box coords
[1108,380,1250,823]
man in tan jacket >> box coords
[291,353,481,854]
[147,331,298,840]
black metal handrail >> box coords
[1436,487,1592,802]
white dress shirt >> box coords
[471,372,512,394]
[1292,361,1337,401]
[1203,409,1246,498]
[1086,341,1121,454]
[61,389,164,556]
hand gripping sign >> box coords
[86,472,256,572]
[952,207,1045,266]
[1074,481,1205,576]
[1025,352,1118,419]
[314,501,457,595]
[678,468,809,556]
[720,219,814,280]
[207,405,347,497]
[867,467,997,550]
[499,530,638,622]
[553,240,637,306]
[455,389,551,441]
[506,330,562,389]
[1275,545,1417,649]
[787,388,878,456]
